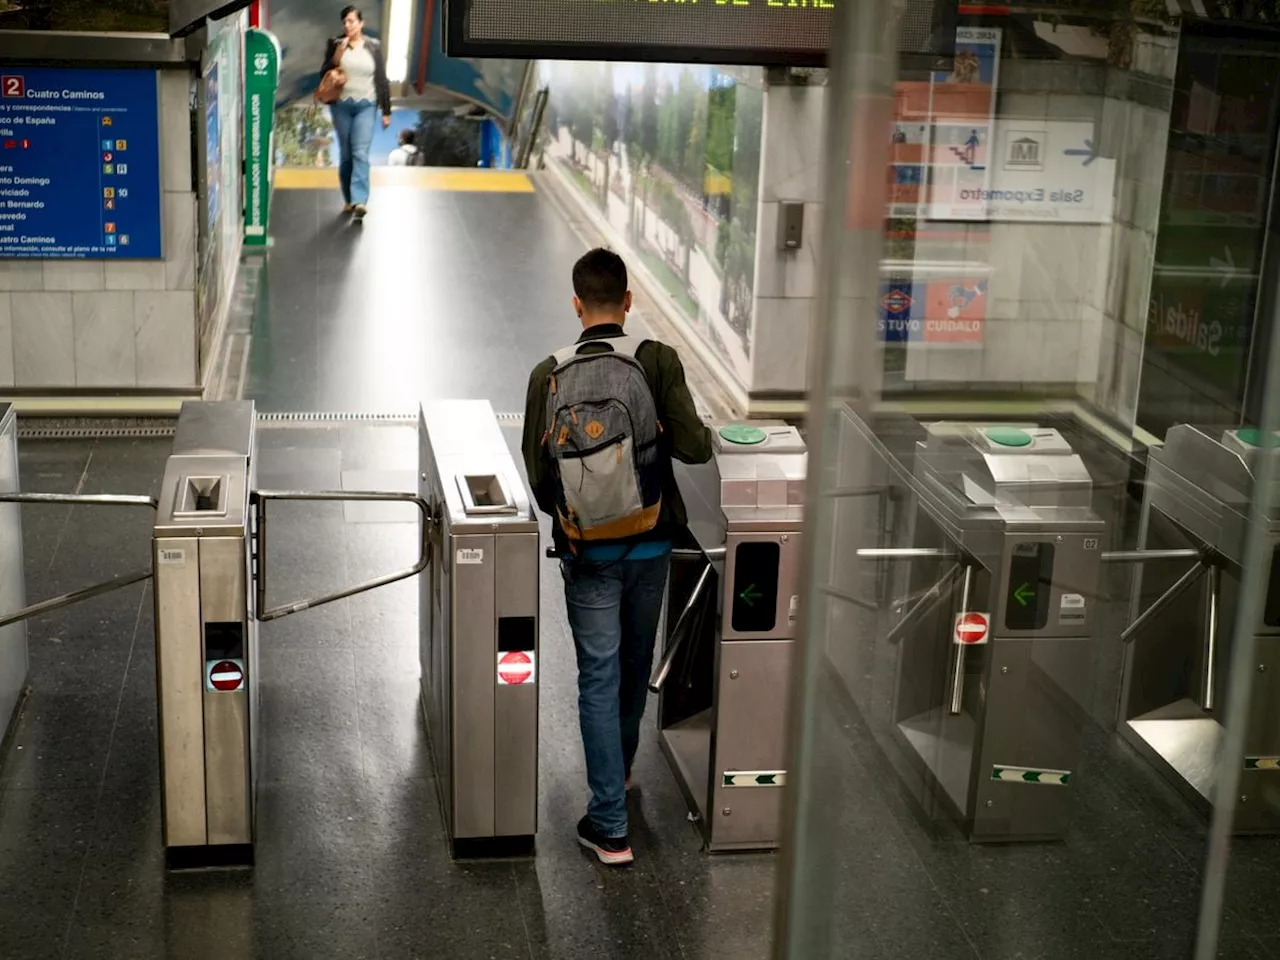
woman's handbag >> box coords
[315,66,346,104]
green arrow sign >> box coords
[1013,583,1035,607]
[739,584,763,606]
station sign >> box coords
[878,275,988,344]
[930,120,1117,224]
[0,67,162,259]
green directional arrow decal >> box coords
[724,770,788,787]
[739,584,763,606]
[1013,582,1035,607]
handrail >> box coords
[947,565,976,715]
[253,490,431,622]
[649,562,713,694]
[0,491,159,628]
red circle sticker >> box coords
[209,660,244,692]
[954,612,990,645]
[497,651,535,685]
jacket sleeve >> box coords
[652,344,713,465]
[372,41,393,117]
[521,360,557,516]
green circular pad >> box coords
[720,424,768,445]
[1237,428,1267,447]
[985,427,1033,448]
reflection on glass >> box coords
[780,0,1280,956]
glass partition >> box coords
[778,0,1280,956]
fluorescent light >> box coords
[386,0,414,83]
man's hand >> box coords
[382,115,392,130]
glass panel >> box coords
[780,0,1280,956]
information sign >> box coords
[445,0,955,68]
[0,67,162,260]
[244,28,282,246]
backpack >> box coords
[544,336,664,546]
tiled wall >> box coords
[0,68,198,391]
[751,80,825,399]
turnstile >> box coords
[0,404,26,737]
[868,423,1105,841]
[419,400,540,855]
[1118,425,1280,832]
[153,400,432,867]
[153,401,259,866]
[653,422,806,851]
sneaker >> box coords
[577,816,633,866]
[353,204,367,221]
[342,203,354,215]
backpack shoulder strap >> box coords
[552,335,650,367]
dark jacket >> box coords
[522,323,714,555]
[322,36,392,117]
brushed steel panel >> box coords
[200,536,252,845]
[0,408,27,731]
[709,640,792,848]
[494,532,538,837]
[155,535,206,847]
[451,533,496,839]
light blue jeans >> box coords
[561,553,670,838]
[331,98,376,205]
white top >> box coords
[340,42,376,104]
[388,144,418,167]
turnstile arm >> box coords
[0,492,159,628]
[649,561,713,694]
[856,547,956,561]
[253,489,432,622]
[883,562,962,646]
[1119,560,1208,645]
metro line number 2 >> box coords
[1,77,25,99]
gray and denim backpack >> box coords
[544,336,664,548]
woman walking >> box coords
[322,5,392,220]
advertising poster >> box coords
[921,27,1001,221]
[205,61,222,236]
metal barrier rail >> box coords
[252,489,432,622]
[0,492,159,629]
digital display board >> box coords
[446,0,955,68]
[0,67,162,260]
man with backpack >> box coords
[522,248,713,865]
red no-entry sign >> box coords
[497,650,535,686]
[207,659,245,692]
[953,612,991,645]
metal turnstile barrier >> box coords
[153,401,259,866]
[419,400,540,856]
[154,400,432,867]
[862,423,1106,842]
[652,422,806,851]
[1116,425,1280,832]
[0,403,25,738]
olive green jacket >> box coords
[521,323,713,553]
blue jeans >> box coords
[331,99,376,205]
[561,553,670,838]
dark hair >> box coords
[572,248,628,311]
[399,129,414,145]
[340,5,363,21]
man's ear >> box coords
[572,295,584,320]
[623,291,633,314]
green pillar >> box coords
[244,28,281,248]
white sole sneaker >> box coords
[578,835,634,866]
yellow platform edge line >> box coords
[8,396,190,416]
[275,167,534,193]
